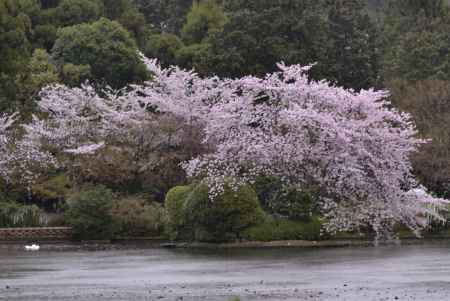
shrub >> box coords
[253,176,320,221]
[0,201,46,227]
[32,174,72,203]
[185,183,265,242]
[272,188,318,221]
[164,185,193,240]
[242,216,323,242]
[111,197,166,237]
[64,185,117,240]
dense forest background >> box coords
[2,0,450,210]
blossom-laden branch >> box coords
[0,112,57,186]
[0,113,18,181]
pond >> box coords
[1,242,450,300]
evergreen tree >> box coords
[55,0,104,26]
[382,0,450,81]
[325,0,381,89]
[0,0,34,112]
[181,0,228,44]
[133,0,193,33]
[14,49,59,116]
[52,18,149,88]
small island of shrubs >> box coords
[62,180,324,242]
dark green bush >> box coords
[185,183,265,242]
[253,176,319,221]
[111,197,166,237]
[164,185,193,240]
[242,216,323,242]
[64,185,117,240]
[165,182,265,242]
[301,216,323,240]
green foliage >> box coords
[181,0,228,44]
[253,176,319,221]
[52,18,149,88]
[64,185,117,240]
[40,0,60,9]
[384,0,447,19]
[274,189,317,221]
[185,183,265,242]
[382,0,450,81]
[55,0,104,26]
[164,185,193,240]
[32,173,72,202]
[32,24,58,51]
[165,183,265,242]
[26,49,59,86]
[0,0,33,111]
[111,196,166,237]
[174,42,211,74]
[144,33,183,68]
[242,216,323,242]
[101,0,133,20]
[14,48,59,114]
[324,0,382,89]
[384,18,450,81]
[61,63,91,87]
[0,201,46,227]
[117,7,149,47]
[133,0,193,33]
[179,2,329,78]
[162,0,381,90]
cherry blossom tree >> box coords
[22,83,145,184]
[24,69,208,187]
[25,56,448,237]
[181,63,448,237]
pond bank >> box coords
[162,237,450,249]
[2,237,450,252]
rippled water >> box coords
[1,242,450,300]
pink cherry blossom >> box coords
[0,113,18,181]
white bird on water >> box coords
[24,244,40,251]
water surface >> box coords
[1,242,450,300]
